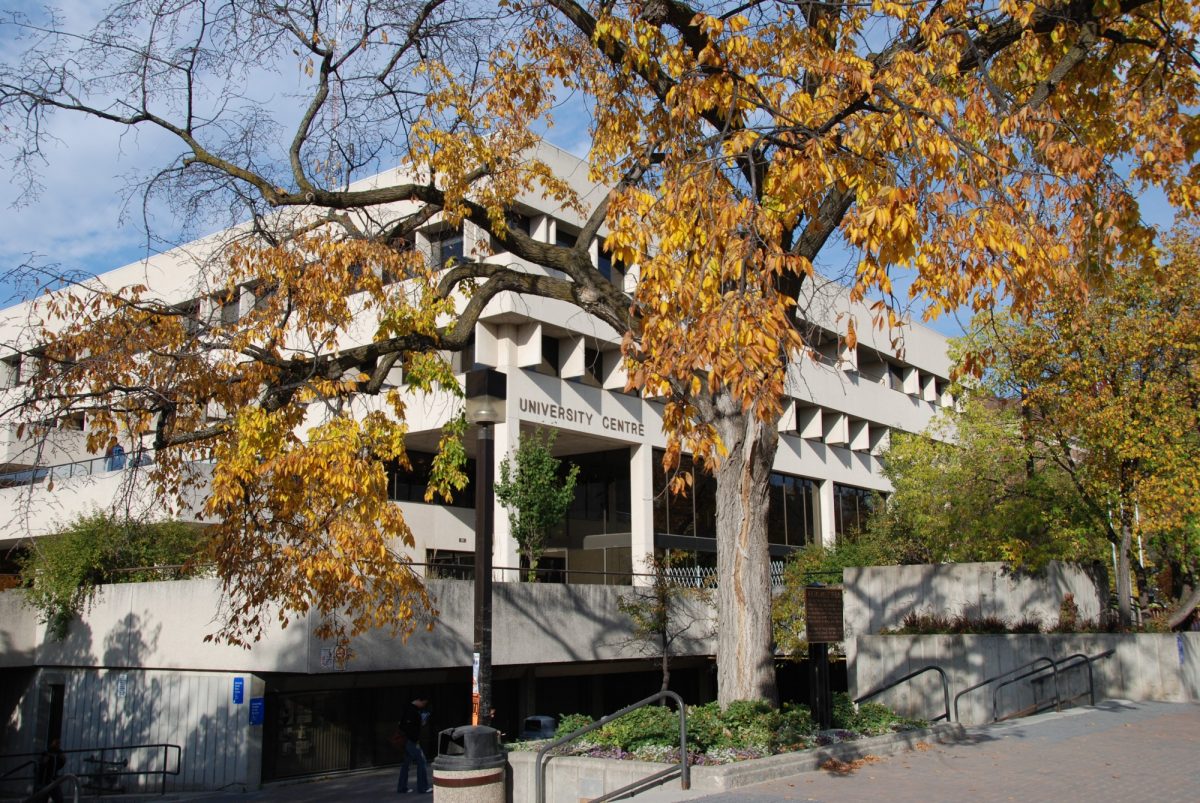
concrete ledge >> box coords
[507,722,967,802]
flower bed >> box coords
[506,696,924,765]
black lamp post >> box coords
[464,368,505,727]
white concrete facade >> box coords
[0,145,954,791]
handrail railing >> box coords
[1,760,35,780]
[23,773,80,803]
[994,649,1115,721]
[535,691,689,803]
[0,743,181,796]
[992,660,1061,722]
[855,665,951,723]
[953,656,1055,722]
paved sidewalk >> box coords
[673,700,1200,803]
[154,700,1198,802]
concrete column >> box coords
[817,478,837,547]
[492,416,519,581]
[629,443,656,587]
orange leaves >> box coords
[205,409,432,646]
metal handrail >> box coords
[856,665,951,723]
[953,656,1055,722]
[23,773,79,803]
[0,743,181,796]
[534,691,690,803]
[1,760,35,780]
[992,660,1061,722]
[994,649,1115,721]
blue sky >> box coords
[0,5,1181,340]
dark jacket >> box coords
[399,703,423,743]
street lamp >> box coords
[464,367,505,728]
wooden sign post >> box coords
[804,586,845,730]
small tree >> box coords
[19,512,208,638]
[494,429,578,582]
[618,551,710,694]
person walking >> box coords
[396,695,431,794]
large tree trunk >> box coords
[710,389,780,707]
[1117,506,1134,628]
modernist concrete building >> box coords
[0,144,953,792]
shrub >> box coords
[684,702,725,752]
[593,705,679,751]
[831,693,924,735]
[554,713,594,739]
[19,513,208,638]
[774,703,816,749]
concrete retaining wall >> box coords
[853,633,1200,725]
[1,576,715,674]
[843,561,1105,642]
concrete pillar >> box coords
[492,416,519,581]
[629,444,656,587]
[817,478,837,547]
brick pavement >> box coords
[683,700,1200,803]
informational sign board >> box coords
[116,673,128,699]
[248,697,265,726]
[805,586,845,643]
[233,676,245,704]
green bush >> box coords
[19,513,208,638]
[775,703,816,748]
[684,702,725,751]
[554,713,594,739]
[831,693,922,735]
[593,705,679,750]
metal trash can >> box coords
[430,725,506,802]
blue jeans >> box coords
[397,740,428,793]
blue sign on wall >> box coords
[233,676,245,705]
[248,697,265,726]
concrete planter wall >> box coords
[505,724,965,803]
[853,633,1200,725]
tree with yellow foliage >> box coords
[1,0,1197,703]
[965,224,1200,628]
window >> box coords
[768,473,816,547]
[652,450,716,539]
[584,347,604,385]
[172,299,202,334]
[387,451,475,507]
[555,224,577,249]
[429,229,464,267]
[426,549,474,580]
[207,290,239,326]
[540,335,560,377]
[597,246,627,284]
[489,212,532,253]
[833,483,876,536]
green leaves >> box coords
[19,513,207,639]
[494,428,579,581]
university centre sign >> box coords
[518,397,645,438]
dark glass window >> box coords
[555,225,577,248]
[564,449,632,528]
[833,483,874,536]
[597,247,627,284]
[426,549,474,580]
[655,449,811,546]
[541,335,560,377]
[430,229,464,267]
[651,450,716,539]
[584,347,604,384]
[387,451,475,508]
